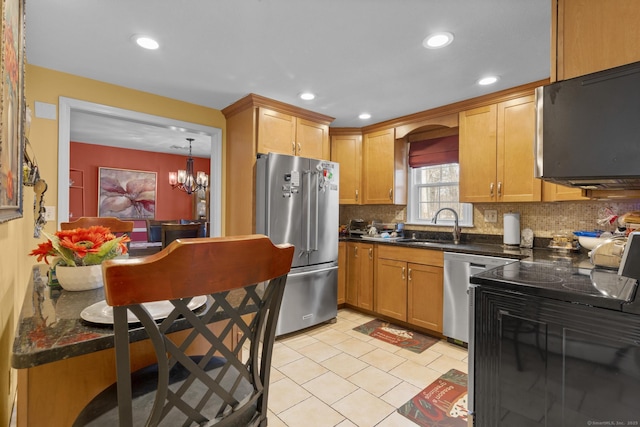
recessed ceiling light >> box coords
[299,92,315,100]
[478,76,499,85]
[423,32,454,49]
[133,35,159,50]
[359,113,371,120]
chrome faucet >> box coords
[432,208,461,244]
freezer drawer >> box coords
[276,264,338,336]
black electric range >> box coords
[470,261,639,313]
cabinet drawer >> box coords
[377,245,443,267]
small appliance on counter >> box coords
[590,235,627,269]
[348,219,368,237]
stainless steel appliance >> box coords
[443,252,517,344]
[535,60,640,189]
[256,153,339,336]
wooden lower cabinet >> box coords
[346,242,374,310]
[376,258,407,321]
[375,245,444,332]
[407,263,443,332]
[337,241,346,304]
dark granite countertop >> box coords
[340,232,590,266]
[12,266,252,369]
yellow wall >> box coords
[0,64,226,426]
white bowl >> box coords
[578,235,607,250]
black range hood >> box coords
[535,60,640,190]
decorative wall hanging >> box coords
[98,167,156,219]
[0,0,25,223]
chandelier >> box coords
[168,138,209,195]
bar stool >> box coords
[73,234,294,426]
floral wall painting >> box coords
[0,0,25,223]
[98,167,156,219]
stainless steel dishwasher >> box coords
[443,252,516,344]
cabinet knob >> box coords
[368,248,373,259]
[389,189,393,200]
[297,142,301,153]
[497,181,502,197]
[490,182,495,198]
[408,268,412,281]
[402,267,406,280]
[354,246,358,257]
[291,141,296,154]
[355,190,358,201]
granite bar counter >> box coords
[12,265,253,369]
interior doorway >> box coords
[57,97,223,236]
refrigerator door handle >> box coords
[304,170,312,253]
[312,171,319,252]
[287,265,338,277]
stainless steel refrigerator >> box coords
[256,152,339,336]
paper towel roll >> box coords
[504,213,520,245]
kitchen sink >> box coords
[397,238,454,246]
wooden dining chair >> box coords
[60,216,134,233]
[161,223,201,248]
[73,234,294,427]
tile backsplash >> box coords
[340,200,640,238]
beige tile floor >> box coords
[267,308,468,427]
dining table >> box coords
[11,265,247,427]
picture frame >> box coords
[98,167,156,219]
[0,0,25,223]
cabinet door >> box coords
[496,95,541,202]
[345,243,359,306]
[358,244,375,310]
[257,108,296,155]
[407,263,443,332]
[459,105,498,203]
[362,128,395,204]
[375,259,407,322]
[542,181,588,202]
[296,118,329,160]
[555,0,640,80]
[331,133,362,204]
[337,241,346,305]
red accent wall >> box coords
[70,142,210,240]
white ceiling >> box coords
[25,0,551,157]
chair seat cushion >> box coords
[74,356,257,426]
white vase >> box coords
[55,264,104,291]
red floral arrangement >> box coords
[29,226,130,267]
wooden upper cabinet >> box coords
[496,95,541,202]
[554,0,640,81]
[542,181,588,202]
[460,94,541,203]
[257,108,329,159]
[362,128,407,205]
[257,108,296,155]
[331,130,362,205]
[296,118,329,159]
[459,104,498,203]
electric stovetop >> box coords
[471,261,639,313]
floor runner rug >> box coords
[397,369,468,427]
[352,319,439,354]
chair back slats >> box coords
[75,235,293,427]
[60,216,134,233]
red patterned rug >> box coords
[353,319,439,354]
[397,369,468,427]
